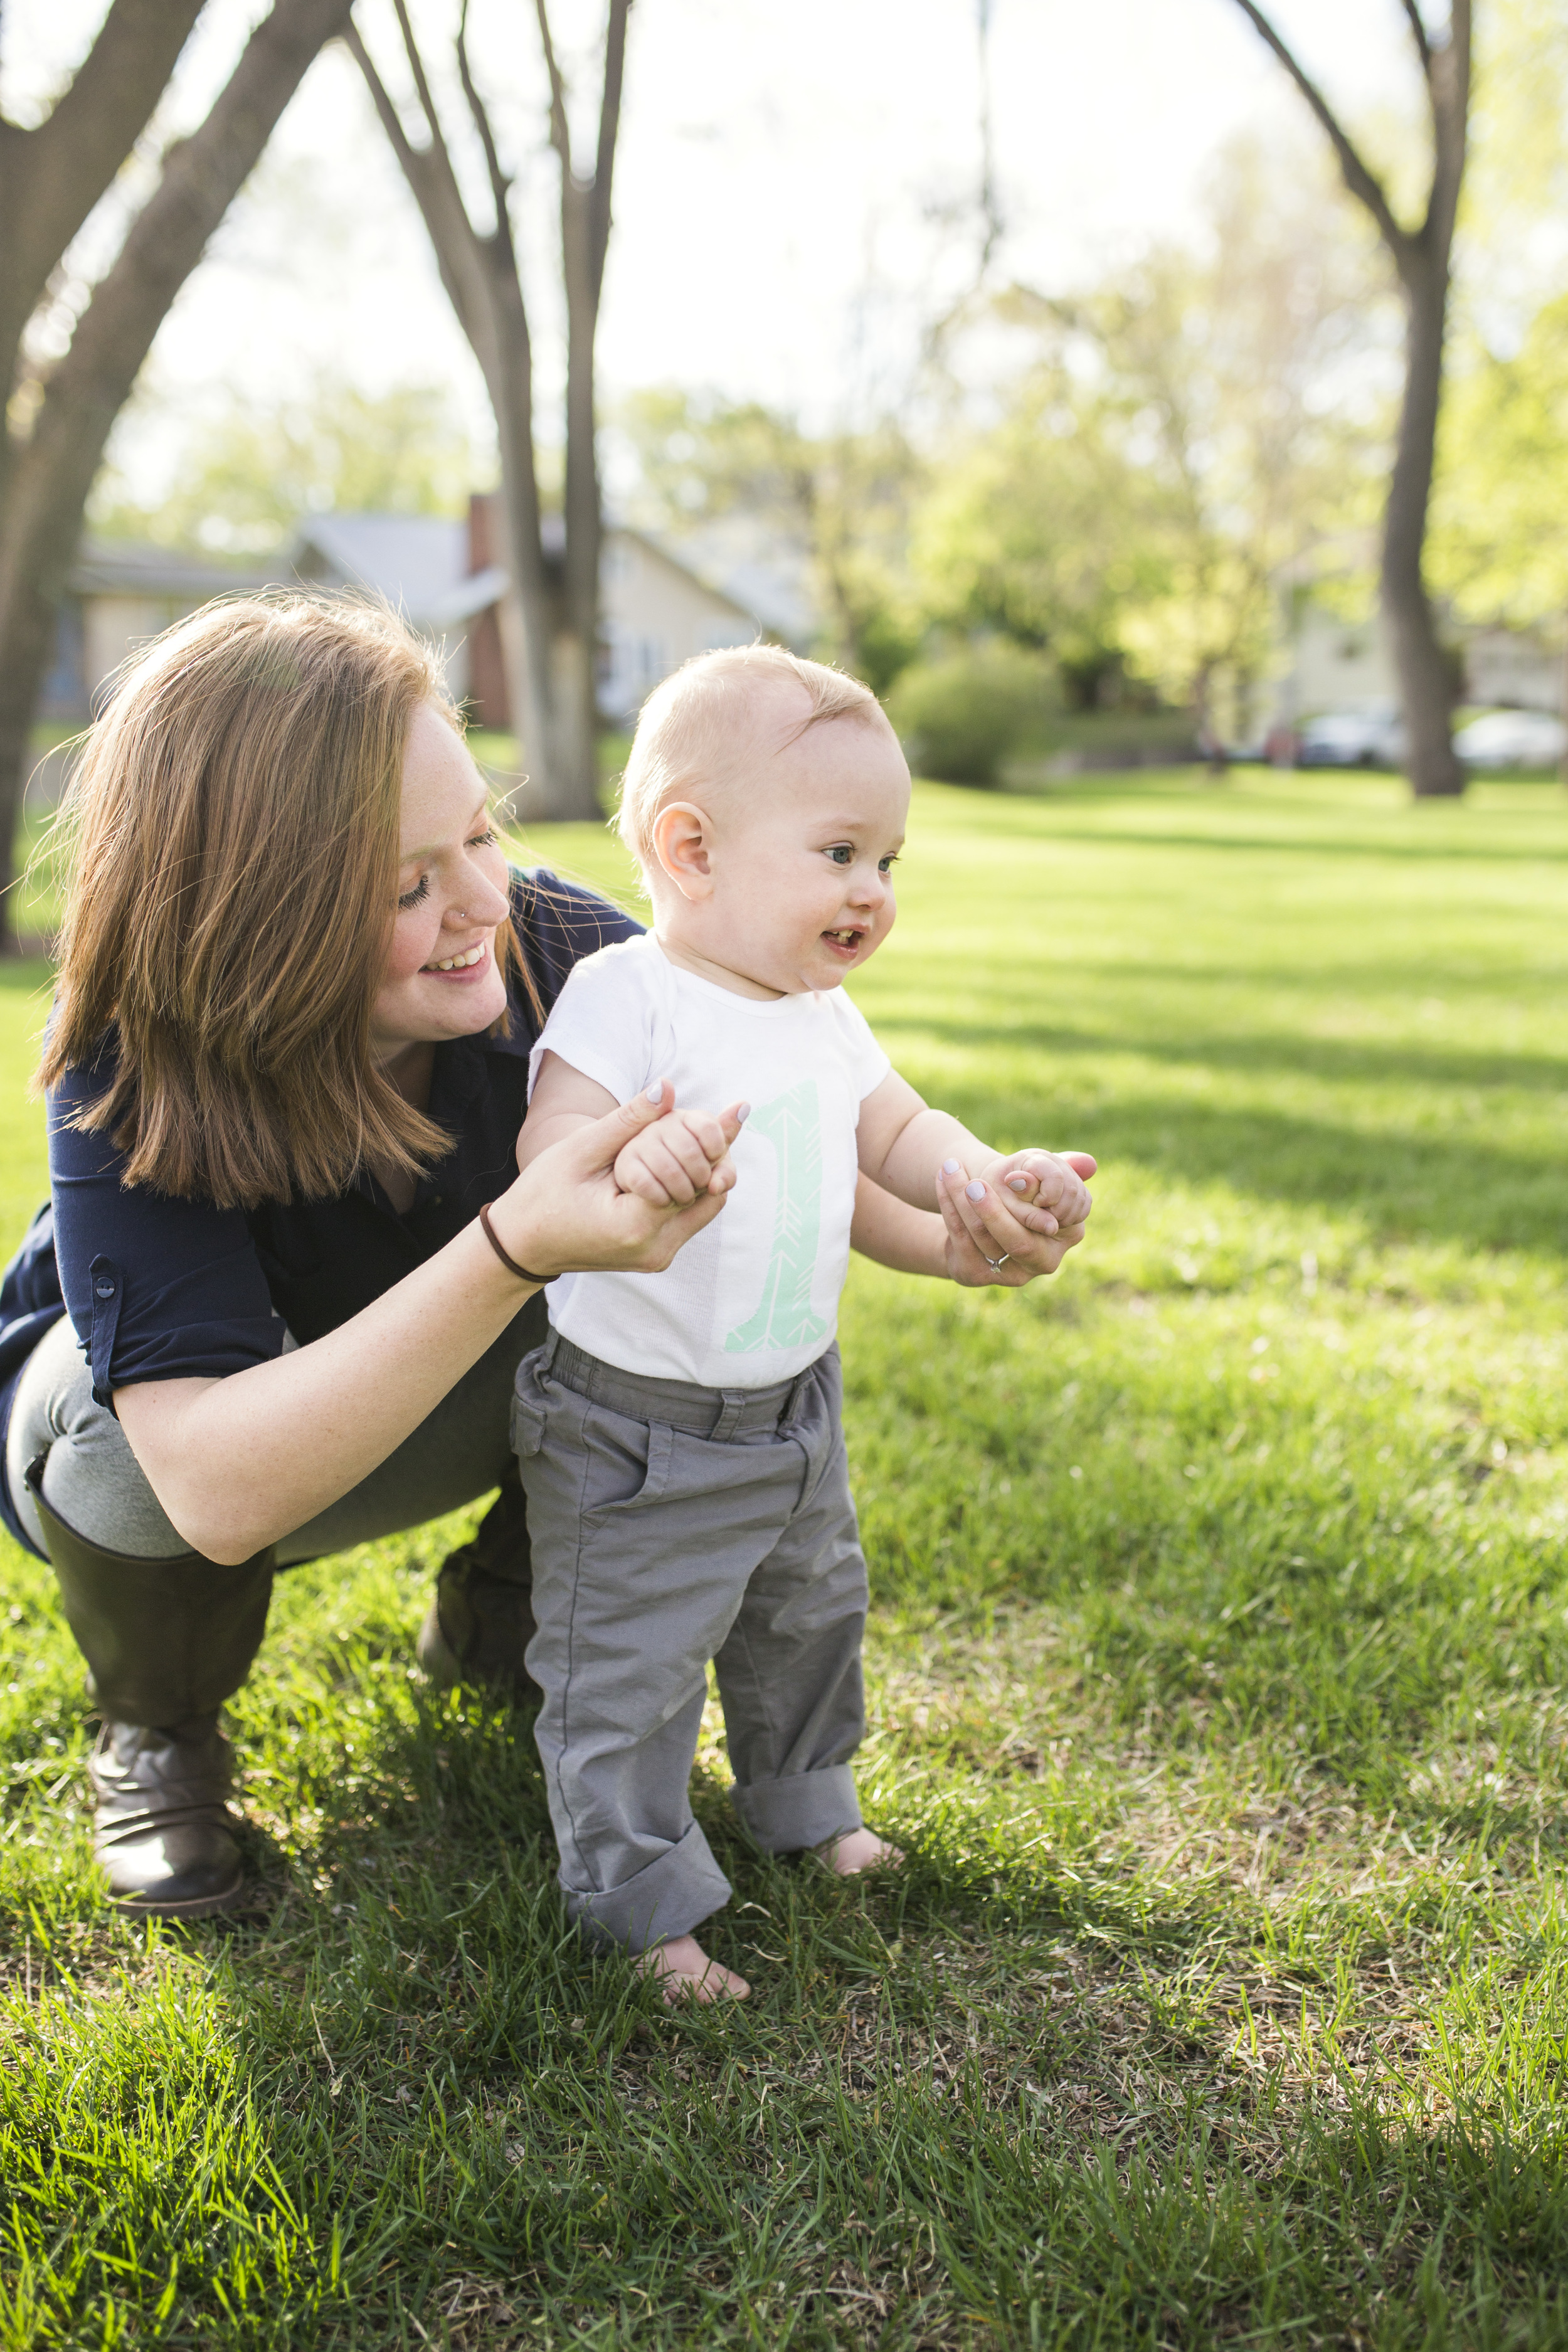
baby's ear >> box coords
[650,801,715,898]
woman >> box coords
[0,596,1086,1923]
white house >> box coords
[43,497,782,733]
[287,497,768,729]
[1268,598,1562,729]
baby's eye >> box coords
[825,845,854,866]
[877,854,899,874]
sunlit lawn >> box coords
[2,771,1567,2348]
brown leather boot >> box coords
[88,1714,245,1919]
[25,1459,273,1919]
[416,1467,541,1705]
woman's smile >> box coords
[422,938,492,977]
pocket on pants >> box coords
[579,1406,674,1517]
[511,1392,546,1458]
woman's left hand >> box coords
[936,1152,1096,1287]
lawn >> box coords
[1,770,1566,2349]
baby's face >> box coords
[675,710,911,995]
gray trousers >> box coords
[512,1332,869,1952]
[5,1298,546,1564]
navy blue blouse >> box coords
[0,870,639,1557]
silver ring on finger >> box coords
[984,1251,1010,1272]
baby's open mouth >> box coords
[424,941,489,973]
[822,927,866,951]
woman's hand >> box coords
[983,1148,1094,1236]
[936,1152,1096,1288]
[492,1080,743,1278]
[115,1084,743,1563]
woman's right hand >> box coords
[490,1081,742,1279]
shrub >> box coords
[886,644,1054,787]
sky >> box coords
[3,0,1428,498]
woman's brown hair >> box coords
[38,593,526,1210]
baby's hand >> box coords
[982,1148,1094,1236]
[613,1091,746,1207]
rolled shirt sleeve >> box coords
[49,1063,286,1407]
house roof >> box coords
[289,514,471,621]
[652,516,816,644]
[68,540,272,600]
[613,526,759,626]
[68,512,794,638]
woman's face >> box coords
[369,703,512,1060]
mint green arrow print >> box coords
[724,1080,832,1356]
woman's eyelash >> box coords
[399,829,495,910]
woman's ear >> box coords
[651,801,716,901]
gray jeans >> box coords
[6,1297,547,1564]
[513,1332,869,1952]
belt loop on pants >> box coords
[781,1362,815,1433]
[709,1390,751,1443]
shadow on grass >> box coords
[882,1014,1568,1099]
[982,813,1568,866]
[903,1075,1565,1256]
[199,1684,1568,2348]
[8,1624,1568,2349]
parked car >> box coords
[1296,706,1407,768]
[1451,709,1566,769]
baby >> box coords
[513,645,1093,2001]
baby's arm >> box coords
[522,1052,739,1207]
[856,1070,1093,1236]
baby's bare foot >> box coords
[817,1827,904,1875]
[635,1934,750,2005]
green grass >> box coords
[3,770,1567,2348]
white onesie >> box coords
[527,933,890,1389]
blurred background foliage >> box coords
[92,376,479,557]
[74,1,1568,793]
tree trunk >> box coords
[0,0,207,405]
[0,0,354,936]
[547,93,610,823]
[545,627,598,812]
[1227,3,1470,802]
[1384,248,1465,797]
[495,603,598,822]
[347,9,615,827]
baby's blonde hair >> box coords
[617,644,891,876]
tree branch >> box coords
[590,0,631,305]
[456,0,516,270]
[0,0,206,371]
[532,0,573,173]
[1,0,354,612]
[388,0,447,149]
[1422,1,1470,250]
[343,18,492,358]
[342,20,423,184]
[1399,0,1432,74]
[1228,0,1411,260]
[347,3,547,595]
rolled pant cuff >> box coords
[731,1764,862,1854]
[564,1819,733,1954]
